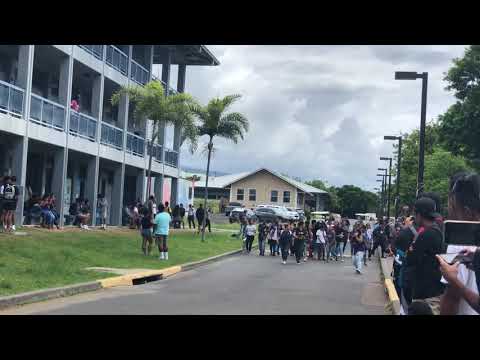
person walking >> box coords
[352,229,367,274]
[172,204,181,229]
[179,203,186,229]
[293,221,307,264]
[315,222,327,261]
[258,220,268,256]
[334,222,345,262]
[279,223,293,264]
[195,203,205,235]
[268,221,280,256]
[244,219,256,254]
[187,204,196,229]
[97,194,108,230]
[154,204,172,260]
[0,176,19,233]
[147,195,157,217]
[372,220,387,258]
[326,224,337,262]
[205,207,212,233]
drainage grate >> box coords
[132,274,163,285]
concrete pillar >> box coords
[51,147,67,225]
[171,177,178,207]
[136,169,146,204]
[59,56,70,106]
[91,74,102,121]
[110,164,125,226]
[85,156,99,226]
[41,154,47,196]
[12,137,27,226]
[159,49,172,204]
[154,176,163,206]
[16,45,31,89]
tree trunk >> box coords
[201,138,213,242]
[146,122,158,202]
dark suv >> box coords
[254,207,281,223]
[225,202,242,216]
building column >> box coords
[154,176,163,206]
[136,169,146,204]
[85,156,99,226]
[52,147,67,226]
[110,163,125,226]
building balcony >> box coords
[69,110,97,142]
[126,132,145,157]
[105,45,128,76]
[130,59,149,86]
[100,122,123,150]
[164,148,178,168]
[30,94,66,131]
[79,45,104,60]
[0,79,24,118]
[147,143,163,163]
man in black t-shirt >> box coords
[179,203,186,229]
[406,197,445,315]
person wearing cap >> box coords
[404,197,445,315]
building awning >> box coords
[153,45,220,66]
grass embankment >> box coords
[0,227,241,296]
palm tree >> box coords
[190,95,249,241]
[112,81,198,202]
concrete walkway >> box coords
[3,250,387,315]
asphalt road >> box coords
[4,247,387,315]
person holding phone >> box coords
[437,172,480,315]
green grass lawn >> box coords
[0,227,242,296]
[211,222,240,231]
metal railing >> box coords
[147,142,163,163]
[69,110,97,141]
[79,45,104,60]
[0,80,24,118]
[130,59,150,85]
[105,45,128,75]
[151,75,176,94]
[30,94,66,130]
[100,122,123,150]
[126,132,145,157]
[164,148,179,168]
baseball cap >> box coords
[414,197,441,220]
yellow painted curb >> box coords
[385,278,399,302]
[99,267,182,289]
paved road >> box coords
[3,249,387,315]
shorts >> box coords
[141,228,152,237]
[3,201,17,211]
[155,234,168,245]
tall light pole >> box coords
[376,178,384,217]
[384,135,403,218]
[395,71,428,197]
[378,169,387,218]
[380,157,393,220]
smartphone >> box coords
[439,251,475,265]
[443,220,480,246]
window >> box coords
[271,190,278,202]
[283,191,291,203]
[249,189,256,201]
[236,188,244,201]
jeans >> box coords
[294,240,305,263]
[245,235,254,252]
[188,215,195,229]
[313,243,325,260]
[280,242,290,261]
[354,251,364,272]
[258,237,266,255]
[335,242,343,259]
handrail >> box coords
[100,121,123,150]
[0,79,24,117]
[105,45,128,75]
[79,45,104,60]
[126,132,145,157]
[147,142,163,163]
[130,59,150,85]
[69,110,97,141]
[30,93,66,130]
[164,148,179,168]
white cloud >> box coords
[180,45,467,191]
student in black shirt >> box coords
[140,209,154,256]
[406,197,444,315]
[293,221,307,264]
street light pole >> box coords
[395,71,428,198]
[376,179,384,218]
[384,135,403,219]
[380,157,392,220]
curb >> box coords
[0,246,248,311]
[378,253,401,315]
[0,281,102,310]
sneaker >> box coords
[11,225,16,231]
[341,259,345,262]
[282,261,286,265]
[303,258,307,262]
[296,261,301,264]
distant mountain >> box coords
[181,166,230,177]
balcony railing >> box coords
[106,45,128,76]
[126,132,145,157]
[100,122,123,150]
[130,60,149,85]
[69,110,97,141]
[0,80,24,118]
[147,142,163,163]
[30,94,65,131]
[164,148,179,168]
[151,75,177,94]
[79,45,104,60]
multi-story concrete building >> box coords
[0,45,219,226]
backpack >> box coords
[3,184,15,200]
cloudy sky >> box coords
[165,45,467,191]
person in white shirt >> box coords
[314,223,327,261]
[244,219,256,254]
[187,204,196,229]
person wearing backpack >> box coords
[0,176,19,233]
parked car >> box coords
[254,207,286,222]
[229,208,256,223]
[286,207,300,221]
[295,208,306,221]
[225,202,242,216]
